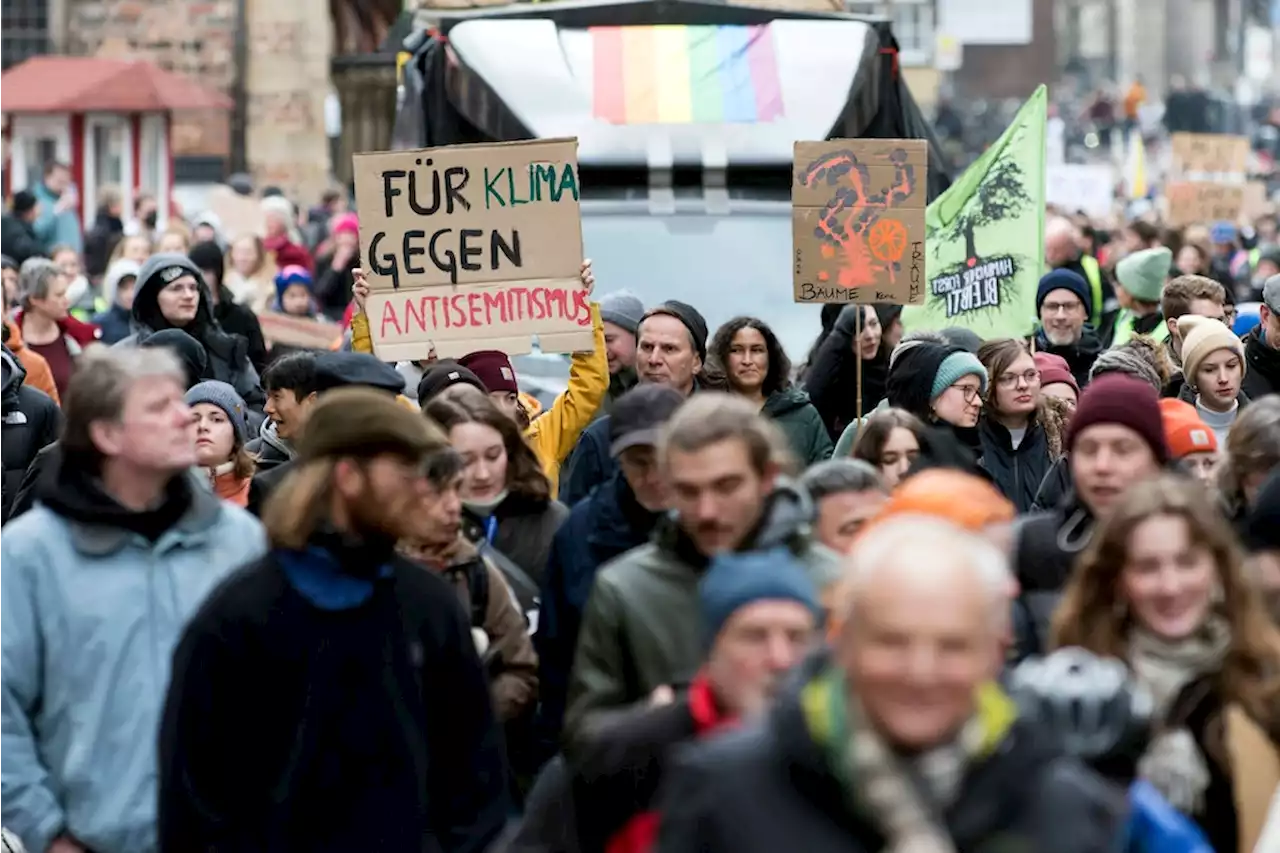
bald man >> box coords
[655,518,1127,853]
[1045,216,1111,328]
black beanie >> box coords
[188,241,225,289]
[140,329,210,389]
[885,342,960,421]
[417,360,486,405]
[643,300,709,362]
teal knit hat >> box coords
[1115,246,1172,304]
[930,351,988,400]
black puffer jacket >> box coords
[979,416,1054,513]
[118,253,264,409]
[1,346,60,523]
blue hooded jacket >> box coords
[1124,780,1213,852]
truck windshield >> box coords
[580,206,824,360]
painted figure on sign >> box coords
[797,147,915,289]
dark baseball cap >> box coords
[609,384,686,457]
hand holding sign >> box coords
[580,258,595,296]
[353,269,370,315]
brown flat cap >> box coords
[296,387,448,463]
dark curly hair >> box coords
[707,316,792,397]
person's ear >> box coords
[692,352,703,376]
[88,419,125,457]
[332,457,364,500]
[1166,316,1179,341]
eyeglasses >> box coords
[996,370,1041,389]
[949,383,982,402]
[1041,301,1084,316]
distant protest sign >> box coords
[1165,182,1245,226]
[1046,164,1115,218]
[352,138,593,360]
[258,312,343,350]
[1170,133,1249,180]
[792,140,927,305]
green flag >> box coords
[902,85,1047,339]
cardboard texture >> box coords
[352,138,593,359]
[1166,181,1245,226]
[206,185,266,238]
[1243,181,1275,220]
[792,140,927,305]
[258,312,344,350]
[1170,133,1250,178]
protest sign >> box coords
[1243,181,1274,220]
[792,139,927,305]
[352,138,593,361]
[258,312,344,350]
[206,185,266,238]
[1170,133,1249,179]
[902,85,1046,340]
[1046,164,1114,218]
[1165,182,1245,226]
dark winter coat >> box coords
[559,416,615,508]
[537,473,658,747]
[475,491,569,591]
[246,459,293,518]
[1034,327,1105,391]
[803,305,888,440]
[763,386,834,466]
[213,286,269,373]
[653,654,1128,853]
[119,254,264,409]
[314,251,359,322]
[1242,325,1280,401]
[1011,496,1095,659]
[245,419,294,472]
[978,416,1054,514]
[91,303,132,346]
[1,346,60,523]
[83,210,123,279]
[0,213,42,266]
[158,537,510,853]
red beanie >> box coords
[1067,374,1169,464]
[1033,351,1079,398]
[459,350,518,394]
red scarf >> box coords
[605,674,736,853]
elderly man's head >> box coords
[1044,217,1082,267]
[834,516,1011,750]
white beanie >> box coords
[1177,315,1246,388]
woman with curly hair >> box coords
[1052,474,1280,853]
[707,316,831,466]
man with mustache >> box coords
[563,393,841,742]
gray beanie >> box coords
[185,380,249,444]
[598,290,645,335]
[1088,347,1162,392]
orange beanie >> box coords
[871,469,1015,533]
[1159,399,1218,459]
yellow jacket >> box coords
[350,305,609,497]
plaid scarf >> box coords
[802,668,1015,853]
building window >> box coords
[1,0,49,69]
[843,1,935,66]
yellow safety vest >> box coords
[1110,309,1170,348]
[1081,254,1104,327]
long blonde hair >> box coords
[261,459,337,549]
[1053,474,1280,714]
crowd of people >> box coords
[2,158,1280,853]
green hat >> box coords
[1115,246,1172,304]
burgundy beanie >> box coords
[459,350,518,394]
[1033,351,1079,398]
[1067,373,1169,464]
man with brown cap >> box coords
[159,388,510,853]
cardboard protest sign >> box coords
[1046,164,1115,218]
[258,312,344,350]
[792,140,927,305]
[1243,181,1274,220]
[207,185,266,238]
[1165,182,1245,226]
[352,138,593,361]
[1170,133,1249,179]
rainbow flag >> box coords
[591,25,784,125]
